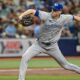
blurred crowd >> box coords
[0,0,80,38]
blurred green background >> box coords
[0,58,80,69]
[0,57,80,80]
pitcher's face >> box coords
[51,10,62,18]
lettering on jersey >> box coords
[45,24,62,28]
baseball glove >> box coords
[20,15,34,26]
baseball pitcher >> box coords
[18,3,80,80]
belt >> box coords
[41,42,51,46]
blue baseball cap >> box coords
[52,3,64,11]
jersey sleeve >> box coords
[35,10,49,21]
[62,14,74,28]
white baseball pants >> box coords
[18,41,80,80]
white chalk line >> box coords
[0,68,63,72]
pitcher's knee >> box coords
[21,54,30,63]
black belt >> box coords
[41,42,51,46]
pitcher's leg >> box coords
[18,42,45,80]
[47,43,80,74]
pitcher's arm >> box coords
[74,16,80,22]
[19,9,36,20]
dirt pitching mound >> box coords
[0,68,80,76]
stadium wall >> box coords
[0,38,80,57]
